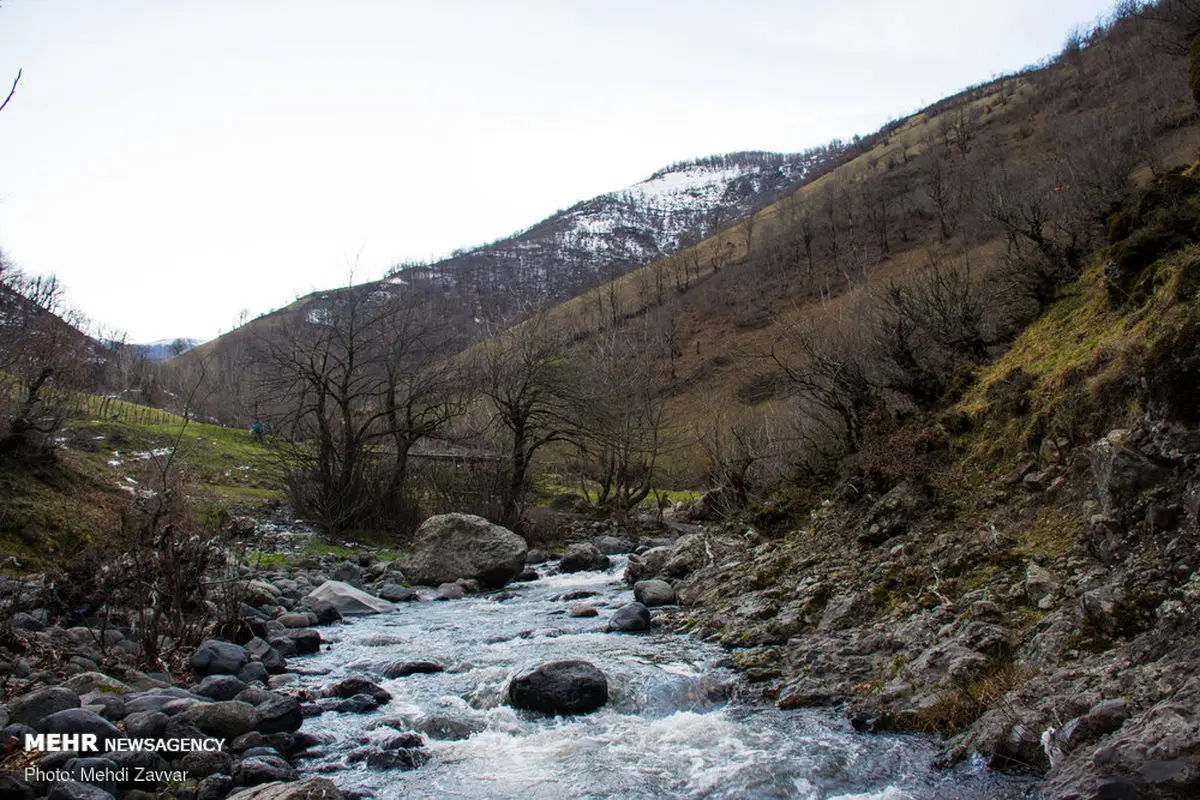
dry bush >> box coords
[46,462,227,674]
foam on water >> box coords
[290,557,1037,799]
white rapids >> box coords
[288,556,1036,799]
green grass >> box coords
[0,397,282,570]
[1011,508,1083,561]
[75,412,280,494]
[532,476,702,508]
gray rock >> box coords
[46,782,114,800]
[276,613,315,629]
[162,713,206,743]
[593,535,633,555]
[559,543,610,573]
[303,599,342,625]
[79,691,125,722]
[330,677,390,705]
[377,583,416,602]
[663,534,709,578]
[180,749,234,778]
[234,687,276,706]
[381,661,444,679]
[411,713,485,740]
[1059,699,1131,750]
[266,636,297,658]
[62,673,128,695]
[197,773,234,800]
[238,662,270,685]
[855,482,925,546]
[10,686,80,727]
[568,604,598,618]
[192,640,250,676]
[323,694,378,714]
[224,778,343,799]
[301,581,393,617]
[400,513,528,588]
[623,547,671,583]
[40,709,125,749]
[1025,563,1059,606]
[195,675,249,702]
[186,701,259,739]
[286,629,321,655]
[633,579,676,607]
[121,711,167,739]
[232,755,297,786]
[508,660,608,715]
[436,583,465,601]
[64,757,120,794]
[330,562,363,586]
[607,602,652,632]
[255,696,302,735]
[244,637,286,673]
[0,771,34,800]
[525,549,553,564]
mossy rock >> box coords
[1104,168,1200,306]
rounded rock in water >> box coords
[507,660,608,715]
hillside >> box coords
[173,149,850,423]
[522,7,1200,487]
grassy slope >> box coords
[0,399,280,568]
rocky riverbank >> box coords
[630,416,1200,799]
[0,541,423,800]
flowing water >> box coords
[290,557,1037,799]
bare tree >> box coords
[771,316,880,451]
[259,283,461,533]
[0,259,93,459]
[476,312,577,525]
[572,326,670,514]
[873,258,990,410]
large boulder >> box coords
[301,581,394,617]
[559,543,610,573]
[507,661,608,715]
[400,514,527,589]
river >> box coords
[287,556,1037,799]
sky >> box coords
[0,0,1122,343]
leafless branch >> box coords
[0,68,21,114]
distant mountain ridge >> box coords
[135,338,199,362]
[188,147,843,371]
[386,150,824,316]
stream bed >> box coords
[288,557,1038,799]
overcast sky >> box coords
[0,0,1120,343]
